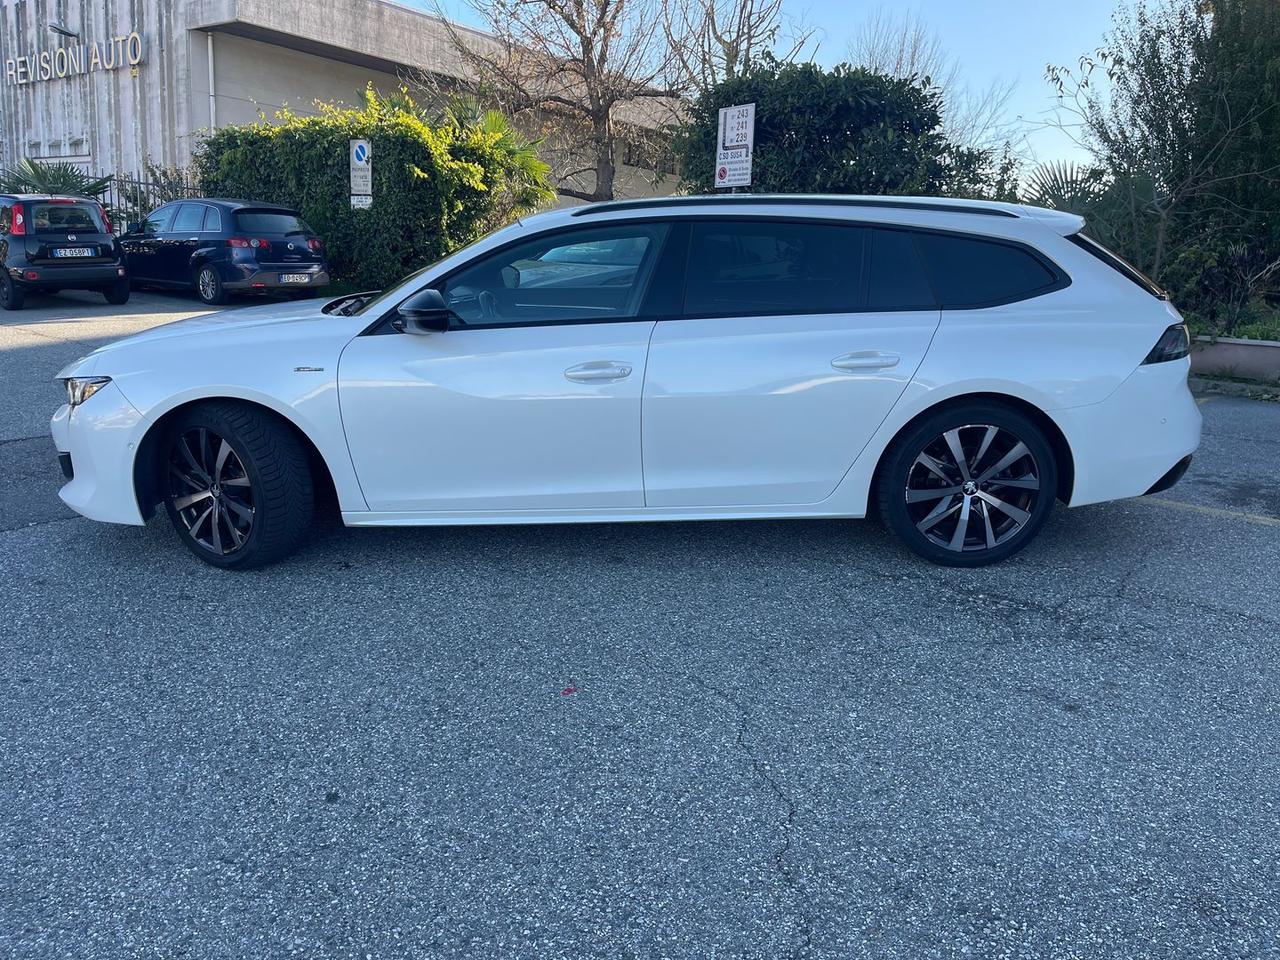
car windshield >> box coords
[233,210,312,235]
[28,202,105,234]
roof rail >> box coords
[569,194,1020,219]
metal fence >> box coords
[101,173,201,233]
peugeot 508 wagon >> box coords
[1,194,130,309]
[120,199,330,305]
[52,195,1201,569]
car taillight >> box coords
[228,237,270,248]
[307,238,323,251]
[97,203,113,235]
[11,206,25,235]
[1143,323,1191,364]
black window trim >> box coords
[360,213,1071,335]
[1067,231,1167,300]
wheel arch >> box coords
[870,391,1075,505]
[132,396,340,521]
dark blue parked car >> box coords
[121,198,330,305]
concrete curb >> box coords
[1189,376,1280,402]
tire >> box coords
[161,402,314,569]
[877,402,1058,567]
[194,265,229,305]
[103,279,131,305]
[0,273,25,310]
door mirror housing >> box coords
[395,288,452,334]
[125,221,142,235]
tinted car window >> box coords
[143,207,174,235]
[915,232,1058,307]
[201,205,222,232]
[234,211,310,235]
[868,229,937,310]
[439,223,669,327]
[684,220,864,316]
[172,204,204,233]
[27,202,105,234]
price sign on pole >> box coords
[715,103,754,189]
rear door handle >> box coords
[565,360,633,383]
[832,351,901,371]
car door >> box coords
[337,220,676,514]
[161,203,207,281]
[121,205,175,282]
[641,220,942,507]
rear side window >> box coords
[1067,232,1166,299]
[868,229,937,310]
[26,201,106,234]
[914,232,1060,308]
[172,204,204,233]
[201,206,222,232]
[683,220,864,316]
[234,210,310,235]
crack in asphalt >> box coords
[690,676,814,960]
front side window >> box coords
[439,223,669,326]
[143,207,174,235]
[914,232,1060,308]
[683,220,864,316]
[172,204,204,233]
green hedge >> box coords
[192,89,553,290]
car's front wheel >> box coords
[161,403,314,569]
[877,403,1058,567]
[194,265,229,306]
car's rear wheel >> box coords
[161,403,314,569]
[103,279,130,305]
[877,403,1058,567]
[194,265,228,306]
[0,273,25,310]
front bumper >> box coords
[223,264,330,291]
[51,381,149,525]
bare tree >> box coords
[847,7,1016,152]
[661,0,817,92]
[427,0,681,202]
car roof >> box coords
[0,193,102,202]
[153,198,298,212]
[525,194,1087,237]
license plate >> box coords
[280,274,309,284]
[53,247,94,258]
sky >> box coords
[420,0,1125,168]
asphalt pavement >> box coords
[2,291,1279,959]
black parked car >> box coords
[121,199,330,305]
[0,194,130,310]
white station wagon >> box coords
[52,195,1201,568]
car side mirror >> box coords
[395,288,452,334]
[125,221,142,235]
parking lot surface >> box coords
[3,292,1279,959]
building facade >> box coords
[0,0,671,199]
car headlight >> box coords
[63,376,112,407]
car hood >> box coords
[58,298,337,377]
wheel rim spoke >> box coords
[905,485,962,503]
[972,426,999,476]
[977,441,1030,484]
[172,489,213,511]
[916,495,960,532]
[987,476,1039,491]
[977,490,1031,526]
[221,495,253,523]
[943,429,972,481]
[914,452,953,483]
[979,499,997,548]
[947,495,972,551]
[214,439,232,480]
[168,428,253,557]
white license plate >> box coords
[279,274,310,284]
[53,247,94,258]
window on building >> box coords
[914,232,1060,307]
[867,229,937,311]
[683,220,865,316]
[438,223,669,326]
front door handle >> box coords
[565,360,633,383]
[832,351,901,371]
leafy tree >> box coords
[193,87,553,290]
[674,59,990,196]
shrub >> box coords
[192,87,554,290]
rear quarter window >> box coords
[914,232,1062,308]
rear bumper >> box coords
[1054,358,1202,507]
[223,264,330,291]
[12,262,126,288]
